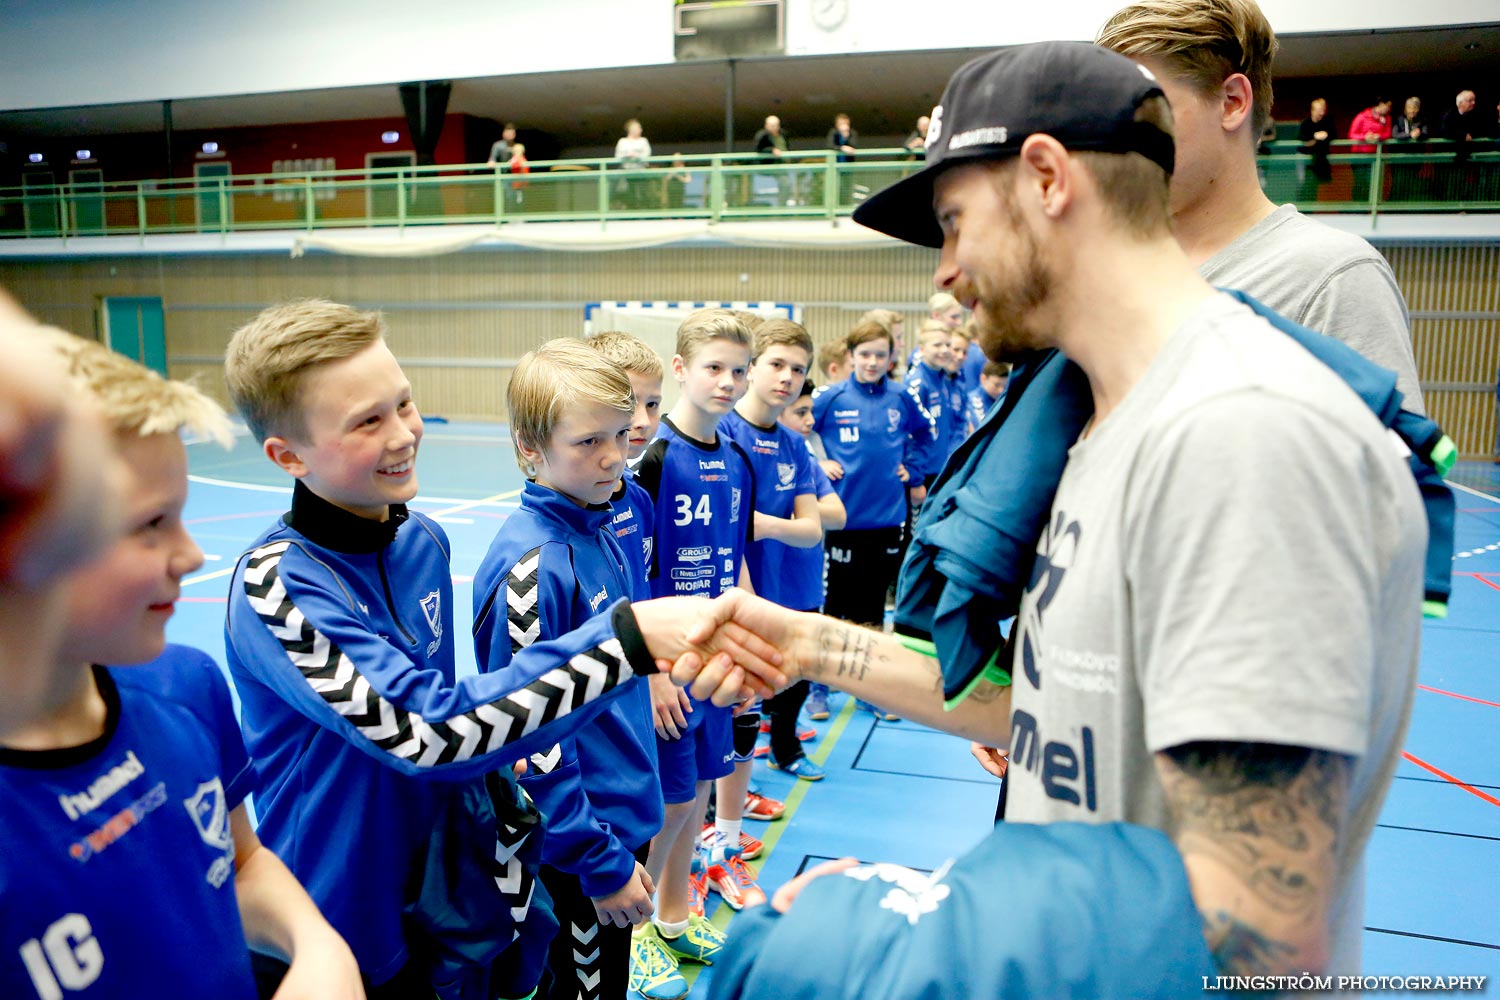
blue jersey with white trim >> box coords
[634,416,755,599]
[904,360,967,463]
[0,647,256,1000]
[779,451,835,612]
[720,409,817,608]
[226,482,648,979]
[473,482,663,898]
[812,377,936,530]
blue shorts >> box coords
[656,696,734,804]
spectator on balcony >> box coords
[826,113,858,163]
[754,115,794,206]
[1349,97,1393,154]
[1392,97,1427,142]
[1348,97,1392,205]
[1298,97,1333,185]
[506,142,530,210]
[1440,91,1480,155]
[614,118,653,209]
[904,115,930,158]
[665,154,692,210]
[486,122,518,168]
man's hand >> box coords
[819,459,844,481]
[632,596,784,706]
[770,858,859,913]
[909,484,927,504]
[592,862,656,928]
[649,673,693,740]
[969,742,1009,779]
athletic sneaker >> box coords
[699,824,764,860]
[743,789,785,821]
[806,684,831,721]
[659,913,728,965]
[630,925,689,1000]
[857,699,900,722]
[759,717,817,741]
[769,755,826,781]
[687,851,708,919]
[706,845,767,911]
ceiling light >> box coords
[381,131,400,143]
[75,150,91,160]
[28,153,43,163]
[202,141,219,154]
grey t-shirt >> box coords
[1200,204,1424,413]
[1006,293,1426,976]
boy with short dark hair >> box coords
[720,319,824,781]
[631,308,757,997]
[2,332,363,1000]
[223,300,681,998]
[965,360,1011,435]
[474,340,664,1000]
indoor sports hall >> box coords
[2,0,1498,996]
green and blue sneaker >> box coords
[630,923,688,1000]
[659,913,727,965]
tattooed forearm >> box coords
[810,623,886,683]
[1157,742,1351,977]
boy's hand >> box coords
[669,591,803,701]
[819,459,844,481]
[650,673,692,740]
[896,463,909,483]
[592,862,656,928]
[633,597,784,699]
[271,928,365,1000]
[969,742,1009,779]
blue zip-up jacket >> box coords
[895,291,1456,705]
[903,360,966,465]
[473,482,663,899]
[611,471,656,602]
[710,822,1213,1000]
[964,386,998,437]
[720,408,817,608]
[226,482,660,981]
[812,377,936,530]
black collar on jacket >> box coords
[285,480,409,554]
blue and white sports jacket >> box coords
[610,471,656,602]
[903,360,967,465]
[811,377,936,530]
[473,482,663,898]
[225,482,659,982]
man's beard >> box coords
[970,217,1053,362]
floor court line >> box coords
[189,473,521,508]
[1418,684,1500,709]
[1366,926,1500,952]
[1398,775,1500,792]
[184,566,237,587]
[1401,751,1500,808]
[1376,823,1500,844]
[1449,481,1500,504]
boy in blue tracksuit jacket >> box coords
[223,302,672,999]
[474,340,663,1000]
[903,327,967,473]
[812,319,935,631]
[3,334,361,1000]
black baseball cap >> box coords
[852,41,1175,248]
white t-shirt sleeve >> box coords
[1123,389,1378,759]
[1299,257,1423,414]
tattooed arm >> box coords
[673,589,1013,744]
[1156,742,1350,978]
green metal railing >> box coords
[4,143,1498,241]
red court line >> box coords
[1401,751,1500,808]
[1456,572,1500,593]
[1418,684,1500,709]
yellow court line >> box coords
[427,487,524,519]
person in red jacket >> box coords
[1348,97,1393,203]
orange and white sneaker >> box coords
[700,823,764,860]
[744,789,785,821]
[687,851,708,919]
[705,841,767,911]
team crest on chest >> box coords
[777,462,795,488]
[420,590,443,656]
[888,408,902,433]
[184,778,234,887]
[731,487,742,522]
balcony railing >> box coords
[4,142,1497,241]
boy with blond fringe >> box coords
[223,300,720,999]
[630,308,757,999]
[584,330,665,601]
[473,340,664,1000]
[1,332,363,1000]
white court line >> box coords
[427,487,525,519]
[432,516,475,525]
[1449,481,1500,505]
[202,554,222,561]
[189,475,520,509]
[184,566,237,587]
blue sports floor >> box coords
[171,424,1500,992]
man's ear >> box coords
[1017,134,1073,219]
[264,437,307,479]
[1220,73,1255,135]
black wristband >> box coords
[611,600,659,675]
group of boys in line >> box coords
[0,279,989,1000]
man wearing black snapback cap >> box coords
[668,41,1425,987]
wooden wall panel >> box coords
[3,239,1495,447]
